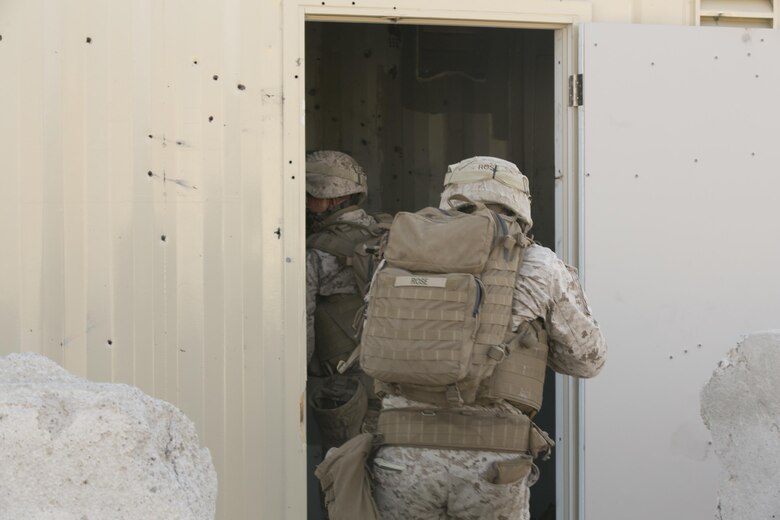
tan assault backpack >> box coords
[359,200,549,415]
[307,208,393,373]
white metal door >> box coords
[579,23,780,519]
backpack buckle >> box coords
[445,385,464,406]
[488,345,508,362]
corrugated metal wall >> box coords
[0,1,299,518]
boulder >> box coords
[701,331,780,520]
[0,352,217,520]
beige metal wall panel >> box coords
[0,0,296,518]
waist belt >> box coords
[377,407,553,455]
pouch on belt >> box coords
[309,375,368,449]
[314,432,379,520]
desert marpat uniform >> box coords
[374,244,606,519]
[371,165,607,519]
[306,207,377,366]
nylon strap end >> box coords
[336,344,362,374]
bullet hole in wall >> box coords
[237,84,246,90]
[107,340,112,346]
[148,134,153,139]
[147,171,153,177]
[160,235,167,242]
[213,75,219,81]
[86,37,92,43]
[208,116,214,122]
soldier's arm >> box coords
[306,249,320,364]
[512,245,607,378]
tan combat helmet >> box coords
[439,156,533,232]
[306,150,368,202]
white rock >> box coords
[0,352,217,520]
[701,331,780,520]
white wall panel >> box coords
[580,23,780,520]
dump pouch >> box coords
[309,375,368,449]
[314,432,379,520]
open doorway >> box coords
[305,21,557,520]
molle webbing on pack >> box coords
[361,204,535,407]
[374,320,549,413]
[377,407,554,456]
[481,320,549,414]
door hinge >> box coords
[569,74,583,107]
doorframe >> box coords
[281,2,591,519]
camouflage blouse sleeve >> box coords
[306,248,320,365]
[512,245,607,378]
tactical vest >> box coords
[360,201,553,454]
[307,208,392,373]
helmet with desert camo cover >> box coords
[439,156,532,232]
[306,150,368,201]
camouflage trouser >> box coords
[372,445,538,520]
